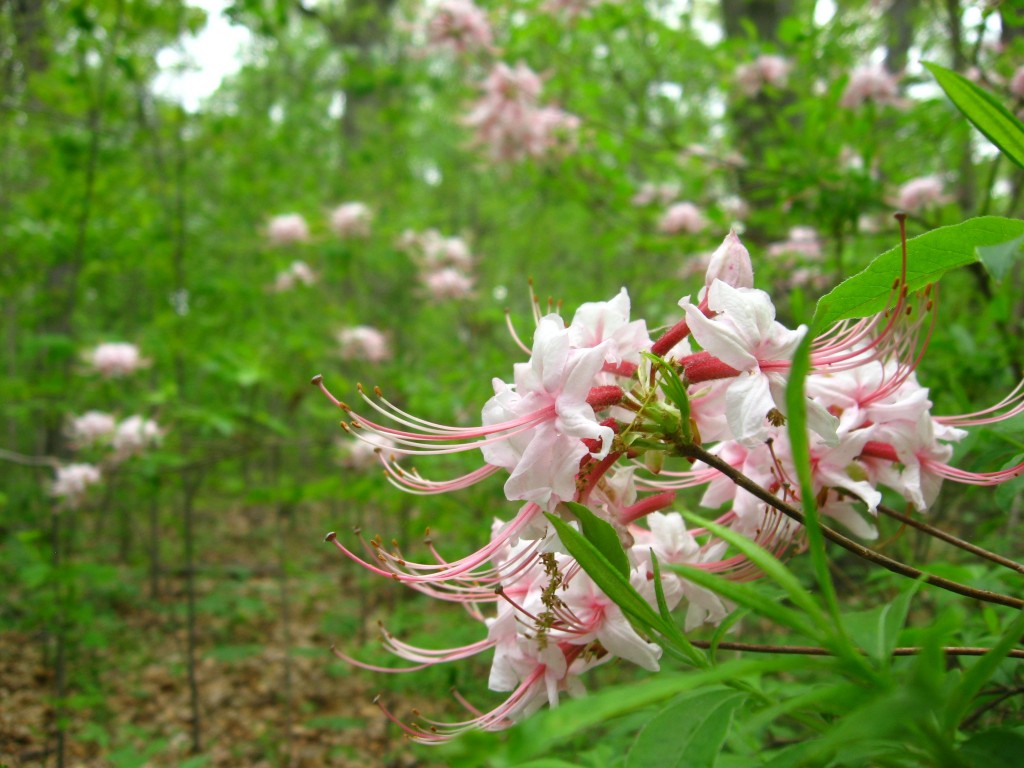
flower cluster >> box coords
[658,201,706,235]
[271,260,317,292]
[735,55,791,97]
[397,228,476,300]
[55,411,165,508]
[337,325,391,364]
[329,202,373,239]
[51,463,103,508]
[464,62,580,163]
[840,65,904,110]
[319,231,1024,741]
[423,0,493,55]
[894,176,949,214]
[266,213,311,245]
[88,342,148,378]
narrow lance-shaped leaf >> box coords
[564,501,630,579]
[924,61,1024,169]
[544,513,667,640]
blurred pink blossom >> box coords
[768,226,822,261]
[267,214,310,245]
[423,267,475,300]
[337,434,398,470]
[329,202,373,238]
[52,463,102,508]
[89,342,147,378]
[68,411,116,448]
[735,55,791,96]
[464,62,579,162]
[657,202,705,235]
[272,260,318,292]
[1010,66,1024,98]
[112,415,164,461]
[542,0,612,17]
[894,176,948,213]
[425,0,493,54]
[840,65,904,109]
[337,325,391,364]
[631,182,680,206]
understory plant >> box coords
[317,68,1024,766]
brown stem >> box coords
[878,503,1024,576]
[682,443,1024,610]
[692,640,1024,659]
[961,686,1024,729]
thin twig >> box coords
[878,503,1024,576]
[0,448,60,467]
[961,686,1024,729]
[682,443,1024,610]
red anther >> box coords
[651,317,691,357]
[679,351,742,384]
[603,361,638,378]
[374,386,383,397]
[860,440,900,462]
[310,374,324,385]
[619,490,677,525]
[324,531,338,542]
[586,385,625,409]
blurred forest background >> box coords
[2,0,1023,766]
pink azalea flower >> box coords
[481,315,615,510]
[657,202,705,235]
[735,54,791,97]
[271,260,317,292]
[464,62,579,162]
[767,226,822,261]
[111,415,164,461]
[1010,66,1024,98]
[89,342,147,377]
[329,202,372,238]
[425,0,494,54]
[631,181,680,207]
[52,463,102,508]
[840,65,904,109]
[266,213,310,245]
[67,411,116,448]
[894,176,948,213]
[422,267,475,300]
[682,280,839,446]
[336,325,391,363]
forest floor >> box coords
[0,504,451,768]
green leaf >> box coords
[545,513,665,637]
[784,330,842,625]
[564,501,630,579]
[957,729,1024,768]
[841,580,922,662]
[545,513,703,665]
[924,62,1024,169]
[626,688,746,768]
[812,217,1024,330]
[945,609,1024,730]
[977,234,1024,282]
[486,657,812,765]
